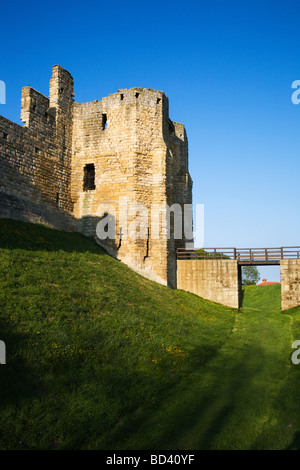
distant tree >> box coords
[242,266,260,285]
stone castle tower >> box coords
[0,65,193,287]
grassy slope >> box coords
[1,219,300,450]
[241,285,300,450]
[0,219,235,450]
[110,285,300,450]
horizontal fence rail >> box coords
[177,247,300,264]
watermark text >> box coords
[0,80,5,104]
[0,340,6,364]
[291,80,300,104]
[95,198,204,246]
[291,340,300,364]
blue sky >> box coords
[1,0,300,281]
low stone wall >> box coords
[177,259,240,308]
[280,259,300,310]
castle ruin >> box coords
[0,65,193,288]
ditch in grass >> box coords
[1,219,300,449]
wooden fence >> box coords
[177,247,300,264]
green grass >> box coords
[241,283,282,311]
[1,218,300,449]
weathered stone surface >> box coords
[177,259,240,308]
[0,65,193,287]
[280,259,300,310]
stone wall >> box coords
[71,86,192,287]
[0,65,193,288]
[280,259,300,310]
[177,259,240,308]
[0,67,76,231]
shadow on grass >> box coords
[286,432,300,450]
[99,343,265,450]
[251,357,300,450]
[0,318,45,449]
[0,218,107,255]
[0,317,39,400]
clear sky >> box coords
[1,0,299,281]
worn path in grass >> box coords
[102,285,300,450]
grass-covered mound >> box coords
[0,219,235,450]
[1,218,300,450]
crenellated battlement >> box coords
[21,86,54,131]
